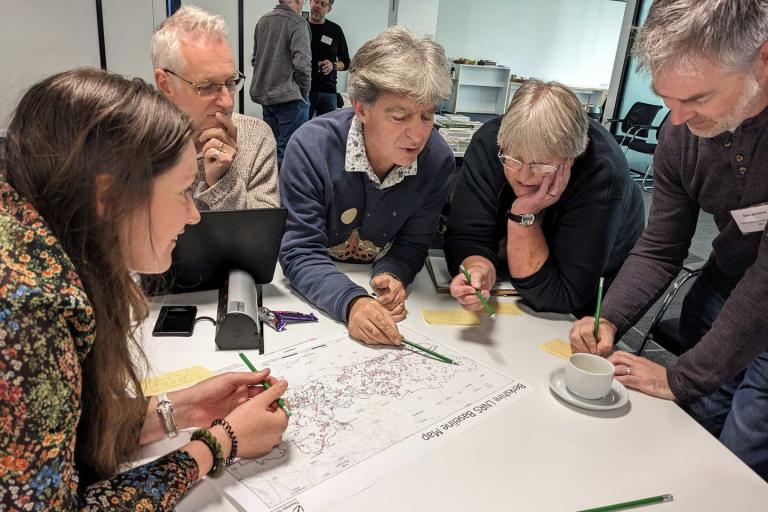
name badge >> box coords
[321,35,333,45]
[730,203,768,234]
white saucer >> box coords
[549,368,629,411]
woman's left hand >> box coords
[172,370,276,428]
[608,351,677,400]
[510,160,572,215]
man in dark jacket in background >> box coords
[307,0,350,118]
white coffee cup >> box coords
[565,353,615,399]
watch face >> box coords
[506,210,537,226]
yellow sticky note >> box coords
[422,309,481,325]
[539,339,572,360]
[142,365,214,396]
[490,301,522,316]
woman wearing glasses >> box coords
[445,79,644,317]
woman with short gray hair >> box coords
[445,79,644,317]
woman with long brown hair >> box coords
[0,68,289,509]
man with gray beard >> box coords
[569,0,768,479]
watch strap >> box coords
[506,210,536,227]
[156,392,178,438]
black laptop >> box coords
[145,208,287,294]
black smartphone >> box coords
[152,305,198,337]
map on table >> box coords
[216,325,533,512]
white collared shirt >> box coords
[344,116,418,189]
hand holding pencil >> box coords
[568,277,617,356]
[449,259,496,317]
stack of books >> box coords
[435,115,483,153]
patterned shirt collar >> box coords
[344,116,418,189]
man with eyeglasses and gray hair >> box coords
[279,26,454,346]
[152,5,279,210]
[445,79,644,318]
[569,0,768,479]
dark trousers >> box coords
[309,91,338,119]
[262,99,309,167]
[679,273,768,480]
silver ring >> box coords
[213,148,221,161]
[626,366,631,376]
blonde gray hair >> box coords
[151,5,229,72]
[498,79,588,163]
[634,0,768,74]
[347,26,451,106]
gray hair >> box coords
[634,0,768,74]
[347,26,451,106]
[151,5,229,72]
[498,79,588,162]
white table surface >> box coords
[139,264,768,511]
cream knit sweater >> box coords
[194,112,280,210]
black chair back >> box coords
[621,102,663,138]
[627,110,670,155]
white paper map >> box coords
[217,326,533,511]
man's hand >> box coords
[569,316,616,356]
[348,296,401,345]
[370,273,406,321]
[608,351,676,400]
[449,257,495,312]
[318,59,335,75]
[200,111,238,187]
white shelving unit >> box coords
[445,64,512,116]
[507,81,608,108]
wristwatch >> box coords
[156,392,178,438]
[507,210,537,227]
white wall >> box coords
[0,0,169,135]
[329,0,390,93]
[103,0,166,84]
[394,0,440,37]
[436,0,625,89]
[0,0,101,135]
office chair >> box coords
[603,102,664,152]
[635,263,702,357]
[623,111,671,191]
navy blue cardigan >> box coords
[279,108,454,322]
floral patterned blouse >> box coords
[0,180,199,510]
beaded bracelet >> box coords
[211,417,238,466]
[190,428,224,478]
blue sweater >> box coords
[279,108,454,322]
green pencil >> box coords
[593,276,605,340]
[401,337,457,365]
[238,352,292,417]
[459,264,495,318]
[576,493,673,512]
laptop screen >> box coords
[144,208,287,294]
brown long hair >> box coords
[3,68,193,481]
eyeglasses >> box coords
[164,69,246,98]
[497,151,560,176]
